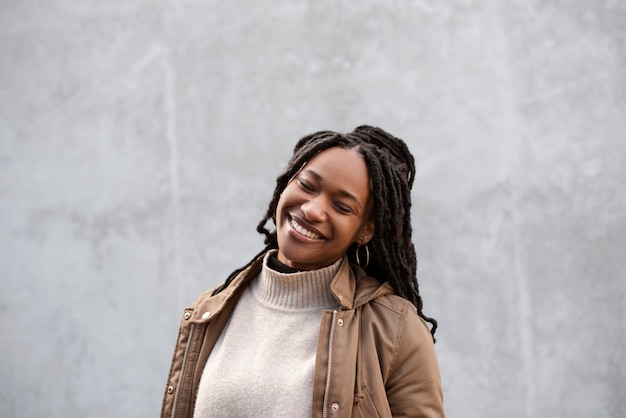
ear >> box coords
[358,221,375,245]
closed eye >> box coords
[297,178,315,193]
[335,202,356,215]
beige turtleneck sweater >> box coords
[193,252,342,417]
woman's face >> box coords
[275,146,375,270]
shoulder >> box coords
[352,267,434,349]
[363,292,433,342]
[188,253,265,317]
[352,264,421,319]
[370,292,415,316]
[190,285,222,307]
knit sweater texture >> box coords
[193,251,342,417]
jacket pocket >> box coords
[355,382,381,418]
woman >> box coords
[161,126,444,417]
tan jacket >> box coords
[161,253,444,417]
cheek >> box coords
[275,199,285,220]
[276,187,296,217]
[278,184,303,206]
[340,219,365,242]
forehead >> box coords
[303,147,371,195]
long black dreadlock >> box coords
[212,125,438,341]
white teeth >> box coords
[291,219,322,239]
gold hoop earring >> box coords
[355,244,370,269]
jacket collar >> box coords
[190,250,395,323]
[330,257,395,309]
[189,254,264,323]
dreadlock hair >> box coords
[212,125,437,341]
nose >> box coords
[301,196,328,222]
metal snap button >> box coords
[167,385,174,394]
[331,402,339,412]
[184,312,191,320]
[201,311,211,319]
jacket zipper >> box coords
[171,323,195,418]
[322,310,338,418]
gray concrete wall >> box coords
[1,1,624,417]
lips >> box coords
[289,216,325,240]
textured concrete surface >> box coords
[1,1,625,417]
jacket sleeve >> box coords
[385,305,445,418]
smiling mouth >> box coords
[290,217,324,240]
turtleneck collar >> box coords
[251,250,342,311]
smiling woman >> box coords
[161,126,445,418]
[276,147,375,271]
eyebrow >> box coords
[304,169,363,210]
